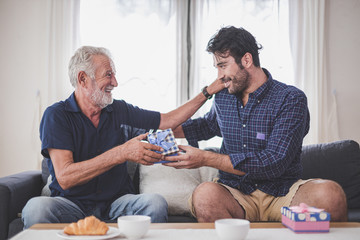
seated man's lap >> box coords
[22,196,85,228]
[219,179,313,221]
[22,193,168,228]
[109,193,168,223]
[190,179,313,222]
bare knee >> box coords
[192,182,244,222]
[292,179,347,221]
[192,182,223,218]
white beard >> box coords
[86,82,113,109]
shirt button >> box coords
[243,144,246,148]
[257,100,260,103]
[242,124,246,127]
[255,184,258,187]
[240,105,243,108]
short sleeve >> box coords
[39,105,75,158]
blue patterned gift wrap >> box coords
[147,128,179,156]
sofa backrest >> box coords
[300,140,360,209]
[41,140,360,210]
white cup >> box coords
[117,215,151,240]
[215,219,250,240]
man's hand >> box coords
[119,133,164,165]
[163,144,245,176]
[162,145,205,169]
[207,75,226,95]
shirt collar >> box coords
[248,68,274,101]
[64,92,113,113]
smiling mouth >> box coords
[105,87,113,93]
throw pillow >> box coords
[41,175,52,196]
[140,164,207,216]
[199,166,219,182]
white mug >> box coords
[215,218,250,240]
[117,215,151,240]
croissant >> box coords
[63,216,109,235]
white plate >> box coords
[57,226,120,240]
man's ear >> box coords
[242,52,253,68]
[77,71,87,87]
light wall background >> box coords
[1,0,360,177]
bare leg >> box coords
[290,179,347,221]
[192,182,245,222]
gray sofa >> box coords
[1,140,359,239]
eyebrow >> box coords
[214,61,227,68]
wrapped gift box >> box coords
[281,203,330,233]
[147,128,179,156]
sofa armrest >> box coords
[0,170,42,240]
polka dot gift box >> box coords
[281,203,330,233]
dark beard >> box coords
[229,68,250,96]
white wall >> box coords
[0,0,360,177]
[326,0,360,144]
[0,0,47,177]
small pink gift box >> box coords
[281,203,330,233]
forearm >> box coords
[159,79,224,130]
[229,150,297,180]
[172,125,185,138]
[205,150,245,176]
[159,92,208,130]
[50,147,126,190]
[52,133,164,190]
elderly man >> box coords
[22,46,224,228]
[165,26,347,222]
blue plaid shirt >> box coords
[182,69,310,197]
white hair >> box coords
[68,46,114,88]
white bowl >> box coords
[117,215,151,240]
[215,219,250,240]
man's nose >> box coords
[111,76,118,87]
[217,70,225,81]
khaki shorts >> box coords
[189,179,313,221]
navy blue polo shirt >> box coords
[40,93,160,216]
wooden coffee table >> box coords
[30,221,360,230]
[9,222,359,240]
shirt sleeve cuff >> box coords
[229,152,246,169]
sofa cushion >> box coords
[139,164,218,216]
[300,140,360,209]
